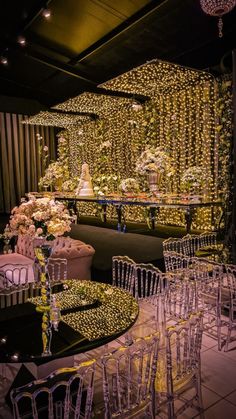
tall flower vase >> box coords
[148,171,162,195]
[34,244,53,356]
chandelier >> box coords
[200,0,236,37]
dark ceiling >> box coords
[0,0,235,113]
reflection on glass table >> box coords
[0,280,139,364]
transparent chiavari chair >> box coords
[112,255,135,295]
[164,278,198,325]
[222,264,236,351]
[10,360,96,419]
[157,313,204,419]
[99,332,159,419]
[190,258,224,350]
[131,263,166,336]
[162,237,183,254]
[80,256,136,362]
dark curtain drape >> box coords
[0,113,57,213]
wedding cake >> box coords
[76,162,94,196]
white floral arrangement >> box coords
[181,166,206,192]
[38,136,70,190]
[8,197,72,240]
[136,147,173,176]
[119,178,139,193]
[38,160,69,189]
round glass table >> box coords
[0,280,139,364]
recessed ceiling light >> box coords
[17,36,26,46]
[42,8,51,19]
[0,56,8,65]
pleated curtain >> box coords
[0,113,57,213]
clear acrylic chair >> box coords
[132,263,166,333]
[158,312,204,418]
[190,258,225,350]
[164,278,199,325]
[100,332,159,419]
[222,264,236,351]
[112,255,135,295]
[10,360,96,419]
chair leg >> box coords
[224,322,232,352]
[167,395,175,419]
[195,372,204,419]
[216,309,222,351]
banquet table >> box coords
[0,280,139,364]
[28,192,222,233]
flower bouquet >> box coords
[136,146,173,175]
[8,196,72,241]
[136,147,173,194]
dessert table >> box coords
[0,280,138,364]
[28,192,222,233]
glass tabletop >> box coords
[0,280,139,364]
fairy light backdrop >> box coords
[27,59,232,231]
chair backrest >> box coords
[163,251,192,273]
[101,333,159,418]
[10,360,96,419]
[0,263,29,288]
[0,264,30,308]
[163,237,183,254]
[181,232,217,258]
[181,234,201,257]
[164,279,198,321]
[33,258,68,283]
[199,232,217,249]
[112,255,135,294]
[165,312,203,396]
[133,262,164,300]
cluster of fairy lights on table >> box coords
[29,280,138,341]
[50,60,220,230]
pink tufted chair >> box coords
[0,235,95,281]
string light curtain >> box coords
[0,113,57,213]
[58,63,217,229]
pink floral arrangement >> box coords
[8,197,72,240]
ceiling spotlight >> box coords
[42,8,51,19]
[0,56,8,65]
[17,35,26,46]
